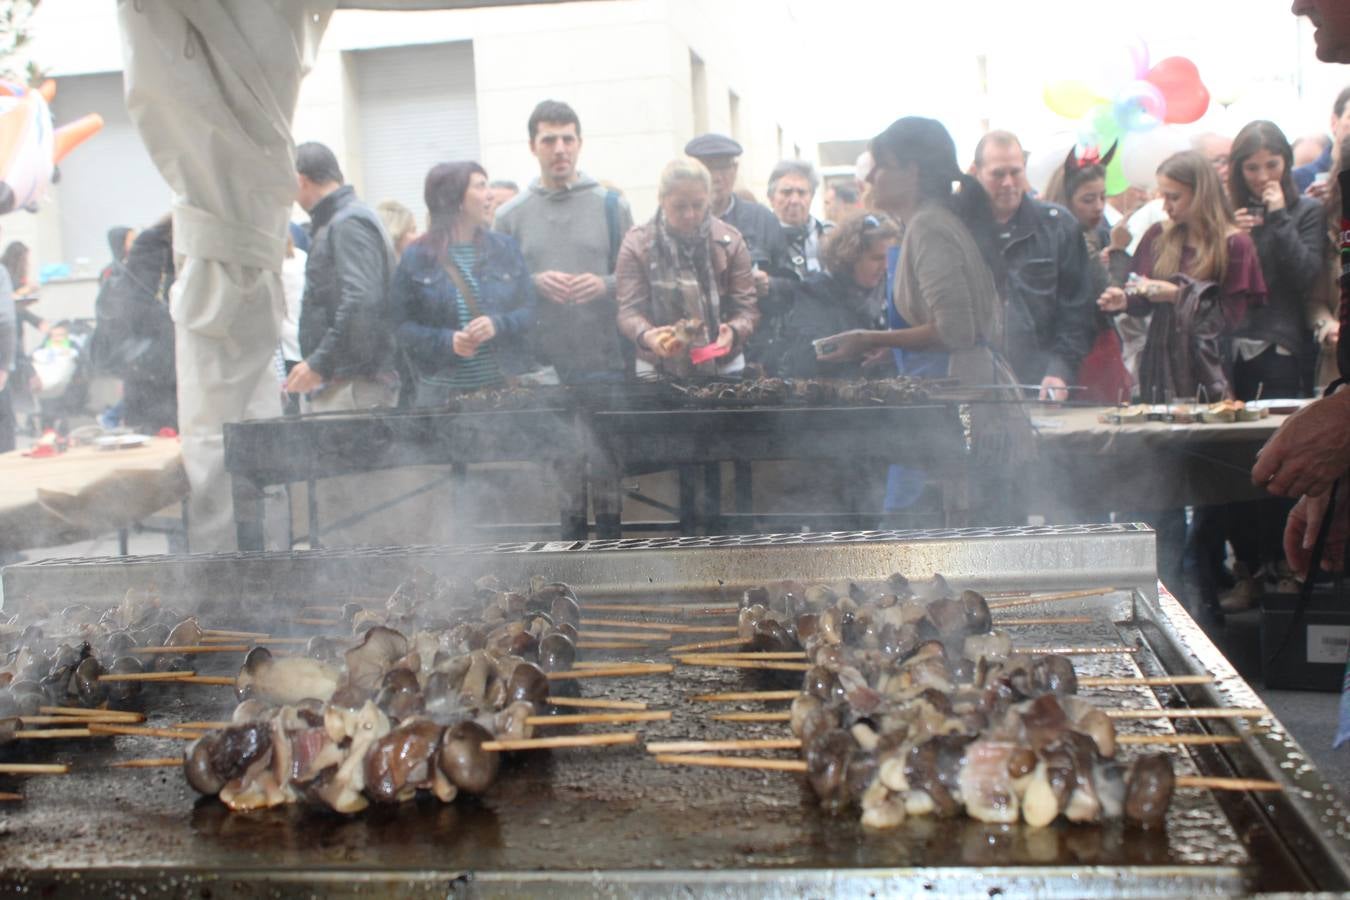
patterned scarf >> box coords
[648,211,721,374]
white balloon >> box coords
[1025,132,1079,197]
[1120,128,1193,189]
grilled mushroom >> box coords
[536,632,576,673]
[345,626,410,695]
[1124,754,1174,829]
[805,729,858,812]
[506,662,549,711]
[184,733,226,795]
[437,720,500,793]
[72,656,106,706]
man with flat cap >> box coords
[684,133,791,307]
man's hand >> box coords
[814,329,875,363]
[714,323,735,352]
[570,273,606,304]
[1253,391,1350,498]
[1284,484,1349,577]
[1307,177,1332,201]
[752,268,770,298]
[452,331,481,358]
[1039,375,1068,402]
[860,347,894,373]
[642,326,681,359]
[284,360,322,394]
[464,316,496,344]
[534,271,573,304]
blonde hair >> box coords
[1151,151,1234,282]
[376,200,417,246]
[658,156,712,199]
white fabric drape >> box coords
[118,0,335,551]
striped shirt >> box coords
[443,244,504,391]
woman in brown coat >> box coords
[616,157,759,379]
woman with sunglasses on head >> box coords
[392,161,537,406]
[774,211,900,378]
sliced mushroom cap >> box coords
[72,657,106,706]
[184,734,226,795]
[345,626,410,695]
[100,631,139,657]
[165,617,203,647]
[1124,754,1174,829]
[506,662,549,710]
[536,632,576,674]
[236,647,274,701]
[363,719,443,804]
[749,618,794,653]
[805,728,857,811]
[207,722,272,783]
[438,720,500,793]
[959,590,991,634]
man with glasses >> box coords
[971,130,1095,402]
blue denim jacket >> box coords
[392,231,537,377]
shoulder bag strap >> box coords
[443,256,484,320]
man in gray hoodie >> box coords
[494,99,633,384]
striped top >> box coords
[442,244,504,391]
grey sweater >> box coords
[494,173,633,381]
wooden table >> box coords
[0,437,188,555]
[1030,406,1286,515]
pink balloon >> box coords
[1127,37,1151,80]
[1145,57,1210,124]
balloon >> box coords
[1045,80,1106,120]
[1026,133,1079,197]
[1120,127,1192,188]
[1105,160,1130,196]
[1126,36,1151,80]
[0,80,102,214]
[1113,81,1167,133]
[1144,57,1211,124]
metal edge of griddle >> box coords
[0,865,1254,899]
[0,523,1161,612]
[1127,584,1350,892]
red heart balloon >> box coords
[1145,56,1210,124]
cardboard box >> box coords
[1260,588,1350,692]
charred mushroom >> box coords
[438,720,500,793]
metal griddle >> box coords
[3,524,1349,897]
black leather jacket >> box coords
[298,185,398,381]
[997,197,1097,384]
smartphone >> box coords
[1247,202,1265,226]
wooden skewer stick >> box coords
[546,697,648,711]
[131,644,250,655]
[202,636,309,646]
[691,690,799,703]
[87,723,206,740]
[0,763,69,775]
[0,791,22,801]
[19,714,147,726]
[299,605,344,614]
[578,630,673,642]
[291,617,342,627]
[1106,707,1267,720]
[576,640,652,650]
[986,588,1116,611]
[38,706,142,720]
[676,658,811,672]
[12,727,93,739]
[1176,775,1283,791]
[546,664,673,680]
[570,661,632,669]
[1080,675,1214,687]
[646,738,803,754]
[528,710,671,727]
[175,721,234,730]
[578,618,686,632]
[668,637,743,653]
[201,629,269,639]
[654,753,807,773]
[711,712,792,723]
[97,671,198,682]
[994,616,1096,626]
[481,732,639,752]
[110,758,182,769]
[1117,734,1242,746]
[580,603,737,616]
[172,676,235,686]
[1023,646,1137,656]
[677,651,806,660]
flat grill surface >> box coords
[2,527,1346,896]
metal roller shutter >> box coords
[352,41,480,220]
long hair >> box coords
[1227,120,1298,212]
[1,240,28,287]
[415,161,487,260]
[870,116,1004,283]
[1151,151,1234,282]
[1042,145,1114,220]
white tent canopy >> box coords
[117,0,586,551]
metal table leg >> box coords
[231,475,267,552]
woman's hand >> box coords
[465,315,496,344]
[1318,318,1340,347]
[1097,286,1127,313]
[1234,208,1260,233]
[1109,219,1132,252]
[814,329,875,363]
[452,330,481,358]
[1263,180,1286,213]
[714,323,735,352]
[642,326,682,359]
[1139,278,1180,304]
